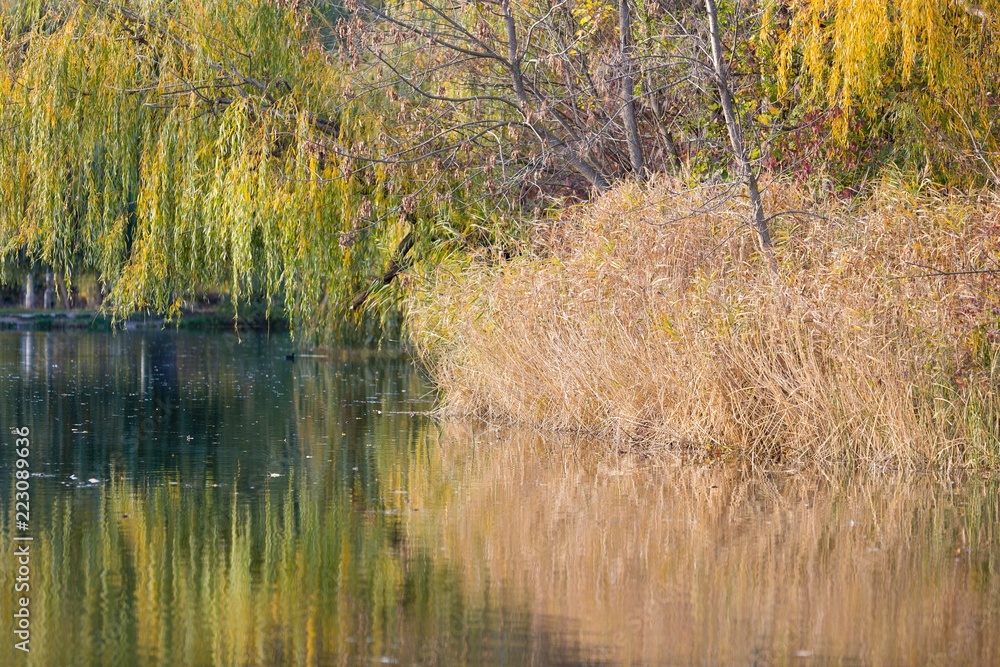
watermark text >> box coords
[11,426,31,653]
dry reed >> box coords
[408,177,1000,467]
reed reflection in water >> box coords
[413,428,1000,665]
[0,331,997,666]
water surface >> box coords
[0,331,997,665]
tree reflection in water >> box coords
[0,332,996,666]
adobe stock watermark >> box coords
[10,426,31,654]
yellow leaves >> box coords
[776,0,999,155]
[755,104,781,127]
[570,0,615,40]
[654,313,680,340]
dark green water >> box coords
[1,331,999,666]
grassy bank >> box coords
[408,178,1000,468]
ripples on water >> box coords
[0,331,997,666]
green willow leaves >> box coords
[0,0,499,343]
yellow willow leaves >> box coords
[769,0,999,140]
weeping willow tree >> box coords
[0,0,504,343]
[764,0,1000,184]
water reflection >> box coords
[0,332,998,666]
[20,333,31,375]
[414,430,1000,665]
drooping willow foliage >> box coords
[0,0,503,342]
[2,0,999,343]
[763,0,1000,183]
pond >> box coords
[0,331,998,666]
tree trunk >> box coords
[704,0,776,267]
[618,0,645,176]
[645,76,683,172]
[501,0,610,192]
[24,273,35,309]
[43,271,55,309]
[54,273,70,309]
[350,229,416,311]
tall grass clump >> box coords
[408,178,1000,468]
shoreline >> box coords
[0,308,288,332]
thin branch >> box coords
[897,262,1000,280]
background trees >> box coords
[0,0,998,342]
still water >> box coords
[0,331,998,666]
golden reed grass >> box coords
[408,177,1000,467]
